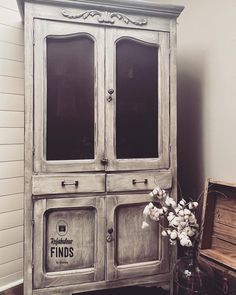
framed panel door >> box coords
[33,196,105,289]
[34,19,105,172]
[105,28,170,171]
[106,194,169,281]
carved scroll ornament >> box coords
[61,9,148,26]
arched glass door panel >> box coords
[34,20,105,172]
[116,38,159,159]
[46,35,95,161]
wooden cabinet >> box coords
[17,0,184,294]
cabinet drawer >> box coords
[107,171,172,192]
[32,174,105,195]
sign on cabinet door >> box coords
[33,196,105,288]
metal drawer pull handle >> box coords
[61,180,79,187]
[132,179,148,185]
[106,228,113,243]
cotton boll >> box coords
[180,237,187,246]
[184,215,190,221]
[167,215,173,222]
[170,239,177,245]
[149,192,154,197]
[178,216,185,222]
[179,221,187,228]
[170,230,178,240]
[170,200,177,208]
[178,232,187,240]
[148,202,154,209]
[158,208,164,215]
[152,188,158,195]
[186,239,193,247]
[163,207,168,213]
[187,229,195,237]
[141,221,149,229]
[175,207,180,214]
[167,229,171,235]
[143,205,150,217]
[184,209,191,215]
[193,202,198,208]
[179,210,185,217]
[179,199,186,207]
[171,217,180,227]
[157,193,164,200]
[188,203,194,210]
[165,198,171,206]
[162,230,168,237]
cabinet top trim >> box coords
[17,0,184,20]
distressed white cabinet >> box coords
[16,0,183,294]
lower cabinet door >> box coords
[106,194,169,281]
[33,196,105,288]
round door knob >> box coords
[106,228,114,243]
[108,228,113,234]
[108,89,114,95]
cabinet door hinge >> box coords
[32,219,35,226]
[169,145,172,152]
[33,147,35,156]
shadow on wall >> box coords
[177,54,205,200]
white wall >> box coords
[155,0,236,197]
[178,0,236,197]
[0,0,24,291]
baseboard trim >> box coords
[0,279,23,293]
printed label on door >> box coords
[46,208,95,272]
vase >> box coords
[173,254,213,295]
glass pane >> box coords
[46,35,94,160]
[116,38,159,159]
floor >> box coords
[0,285,168,295]
[81,287,168,295]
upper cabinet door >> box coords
[105,28,170,171]
[34,19,105,172]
